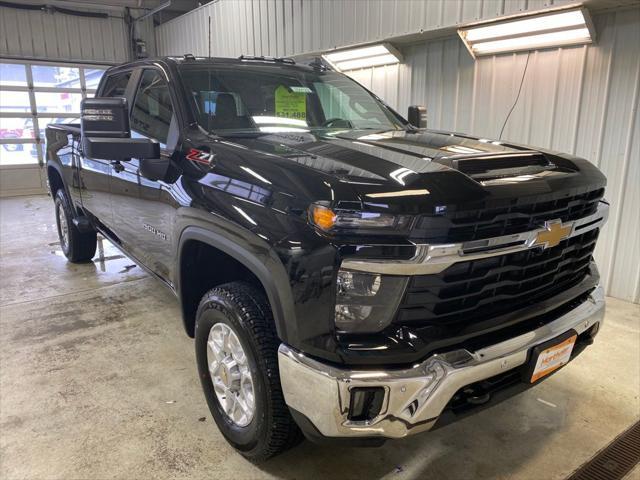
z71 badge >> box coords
[186,148,216,166]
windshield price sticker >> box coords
[275,85,306,120]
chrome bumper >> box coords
[278,285,605,439]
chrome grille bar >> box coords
[342,201,609,276]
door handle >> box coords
[110,160,124,173]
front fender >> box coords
[175,225,297,344]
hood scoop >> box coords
[437,152,560,181]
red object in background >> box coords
[0,127,23,139]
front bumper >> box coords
[278,285,605,440]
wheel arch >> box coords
[46,162,82,217]
[176,226,295,343]
[47,164,65,196]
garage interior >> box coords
[0,1,639,479]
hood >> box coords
[212,128,606,215]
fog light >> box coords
[348,387,385,422]
[335,304,373,327]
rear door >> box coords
[78,70,133,229]
[109,67,180,281]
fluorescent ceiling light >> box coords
[465,10,586,42]
[458,7,595,57]
[473,28,591,54]
[324,45,389,63]
[323,43,402,71]
[335,54,400,71]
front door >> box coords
[78,70,132,230]
[109,68,179,282]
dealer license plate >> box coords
[530,334,577,383]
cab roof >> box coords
[106,55,330,75]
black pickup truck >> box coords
[46,55,608,460]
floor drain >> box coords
[566,420,640,480]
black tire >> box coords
[195,282,303,461]
[54,189,97,263]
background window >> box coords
[0,63,27,87]
[0,118,34,139]
[35,92,83,114]
[0,61,110,166]
[0,143,39,166]
[0,91,31,114]
[130,70,174,145]
[32,65,80,88]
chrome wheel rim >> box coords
[207,323,255,427]
[57,204,69,251]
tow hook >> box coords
[461,385,491,406]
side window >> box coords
[130,70,174,146]
[101,72,131,97]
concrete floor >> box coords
[0,195,639,480]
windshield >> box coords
[178,64,405,135]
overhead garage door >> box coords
[0,60,109,196]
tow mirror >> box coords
[83,137,160,161]
[81,97,129,138]
[81,97,159,160]
[407,105,427,129]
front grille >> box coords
[412,188,604,243]
[395,228,599,327]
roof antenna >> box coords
[208,15,212,58]
[207,14,213,134]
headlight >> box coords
[335,269,408,333]
[337,270,381,296]
[309,204,411,234]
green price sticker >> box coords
[275,85,307,120]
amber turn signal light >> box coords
[310,204,337,231]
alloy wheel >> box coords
[206,323,255,427]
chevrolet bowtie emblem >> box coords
[533,220,572,249]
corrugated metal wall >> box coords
[156,0,575,57]
[0,5,129,63]
[335,9,640,303]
